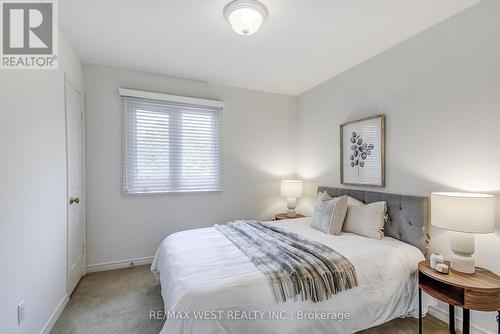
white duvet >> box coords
[152,218,428,334]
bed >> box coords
[152,187,430,334]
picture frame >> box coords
[340,114,385,187]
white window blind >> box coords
[122,92,222,194]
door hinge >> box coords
[82,244,85,255]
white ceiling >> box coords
[61,0,479,96]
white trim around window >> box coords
[121,89,223,194]
[119,88,225,109]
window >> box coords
[121,89,223,194]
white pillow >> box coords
[343,200,387,239]
[311,192,348,235]
[347,196,364,206]
[317,190,334,201]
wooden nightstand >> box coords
[418,260,500,334]
[274,213,305,221]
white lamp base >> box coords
[450,253,475,274]
[450,231,475,274]
[286,197,297,218]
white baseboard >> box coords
[39,294,69,334]
[86,256,153,273]
[428,305,492,334]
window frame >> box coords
[120,89,224,195]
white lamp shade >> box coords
[280,180,303,198]
[431,192,495,234]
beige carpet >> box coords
[52,265,449,334]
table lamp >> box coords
[431,192,495,274]
[281,180,303,218]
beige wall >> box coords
[83,64,297,267]
[296,1,500,333]
[0,34,83,334]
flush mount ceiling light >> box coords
[224,0,268,36]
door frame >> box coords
[64,73,86,295]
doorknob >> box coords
[69,197,80,205]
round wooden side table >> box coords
[418,260,500,334]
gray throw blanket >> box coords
[214,220,358,303]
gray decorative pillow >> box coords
[311,192,348,235]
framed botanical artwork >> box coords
[340,114,385,187]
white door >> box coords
[66,79,85,294]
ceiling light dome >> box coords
[224,0,268,36]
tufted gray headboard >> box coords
[317,186,429,255]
